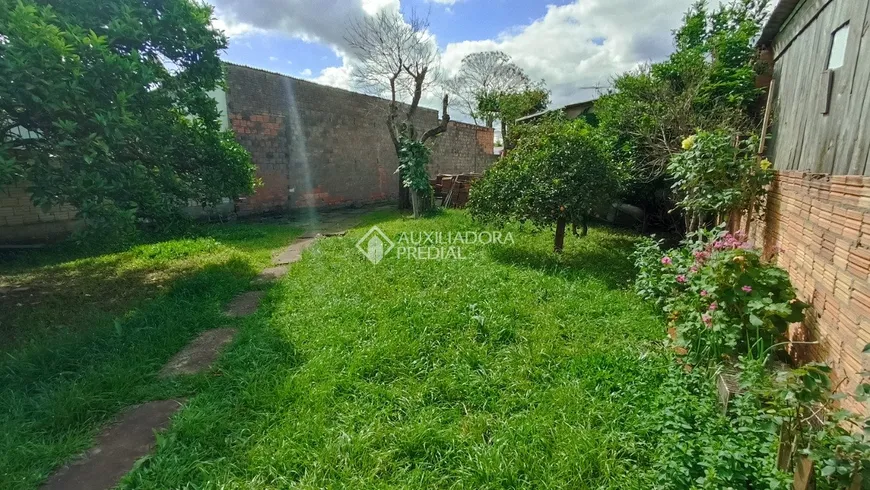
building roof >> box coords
[515,97,598,123]
[757,0,802,48]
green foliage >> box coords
[669,130,773,220]
[595,0,768,185]
[468,118,620,244]
[0,0,257,240]
[646,361,792,489]
[477,85,550,148]
[396,136,432,192]
[634,227,806,364]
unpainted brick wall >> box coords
[225,64,496,213]
[751,171,870,415]
[0,182,78,243]
[430,120,497,175]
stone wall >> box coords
[0,182,78,244]
[750,171,870,415]
[224,63,495,214]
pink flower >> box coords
[690,266,698,273]
[713,241,725,250]
[661,256,672,265]
[676,275,687,284]
[742,285,752,293]
[708,302,718,311]
[702,314,713,327]
[700,290,708,297]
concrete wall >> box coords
[224,63,496,215]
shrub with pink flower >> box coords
[633,225,806,364]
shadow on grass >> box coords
[0,257,274,489]
[487,230,639,290]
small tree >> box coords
[0,0,257,239]
[345,10,449,218]
[443,51,531,127]
[468,118,621,252]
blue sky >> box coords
[211,0,701,122]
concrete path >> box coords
[159,328,238,377]
[40,208,385,489]
[224,290,264,317]
[41,400,184,490]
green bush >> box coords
[468,117,621,252]
[668,130,773,228]
[633,227,806,364]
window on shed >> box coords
[827,23,850,70]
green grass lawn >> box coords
[0,223,302,489]
[1,210,672,489]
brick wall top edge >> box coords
[776,170,870,186]
[225,62,439,117]
[443,119,494,132]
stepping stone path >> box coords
[272,237,317,266]
[41,400,184,490]
[41,227,353,489]
[159,328,238,377]
[224,290,264,317]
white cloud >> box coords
[300,68,313,77]
[269,56,278,61]
[211,0,701,120]
[437,0,696,112]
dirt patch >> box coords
[224,290,264,317]
[159,328,238,377]
[41,399,184,490]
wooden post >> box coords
[745,79,777,235]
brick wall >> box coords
[751,171,870,415]
[225,64,495,213]
[430,120,497,175]
[0,182,78,244]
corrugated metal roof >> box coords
[757,0,803,48]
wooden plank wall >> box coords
[770,0,870,176]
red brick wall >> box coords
[229,113,291,215]
[752,171,870,415]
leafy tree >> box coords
[468,117,620,252]
[0,0,257,239]
[596,0,768,184]
[345,10,449,218]
[443,51,531,127]
[477,86,550,151]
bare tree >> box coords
[443,51,531,127]
[345,9,449,217]
[346,10,449,151]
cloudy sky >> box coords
[210,0,705,121]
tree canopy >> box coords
[444,51,532,127]
[595,0,769,184]
[468,117,621,252]
[0,0,257,239]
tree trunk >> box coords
[580,215,588,237]
[410,189,422,218]
[554,216,567,253]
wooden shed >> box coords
[754,0,870,418]
[759,0,870,176]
